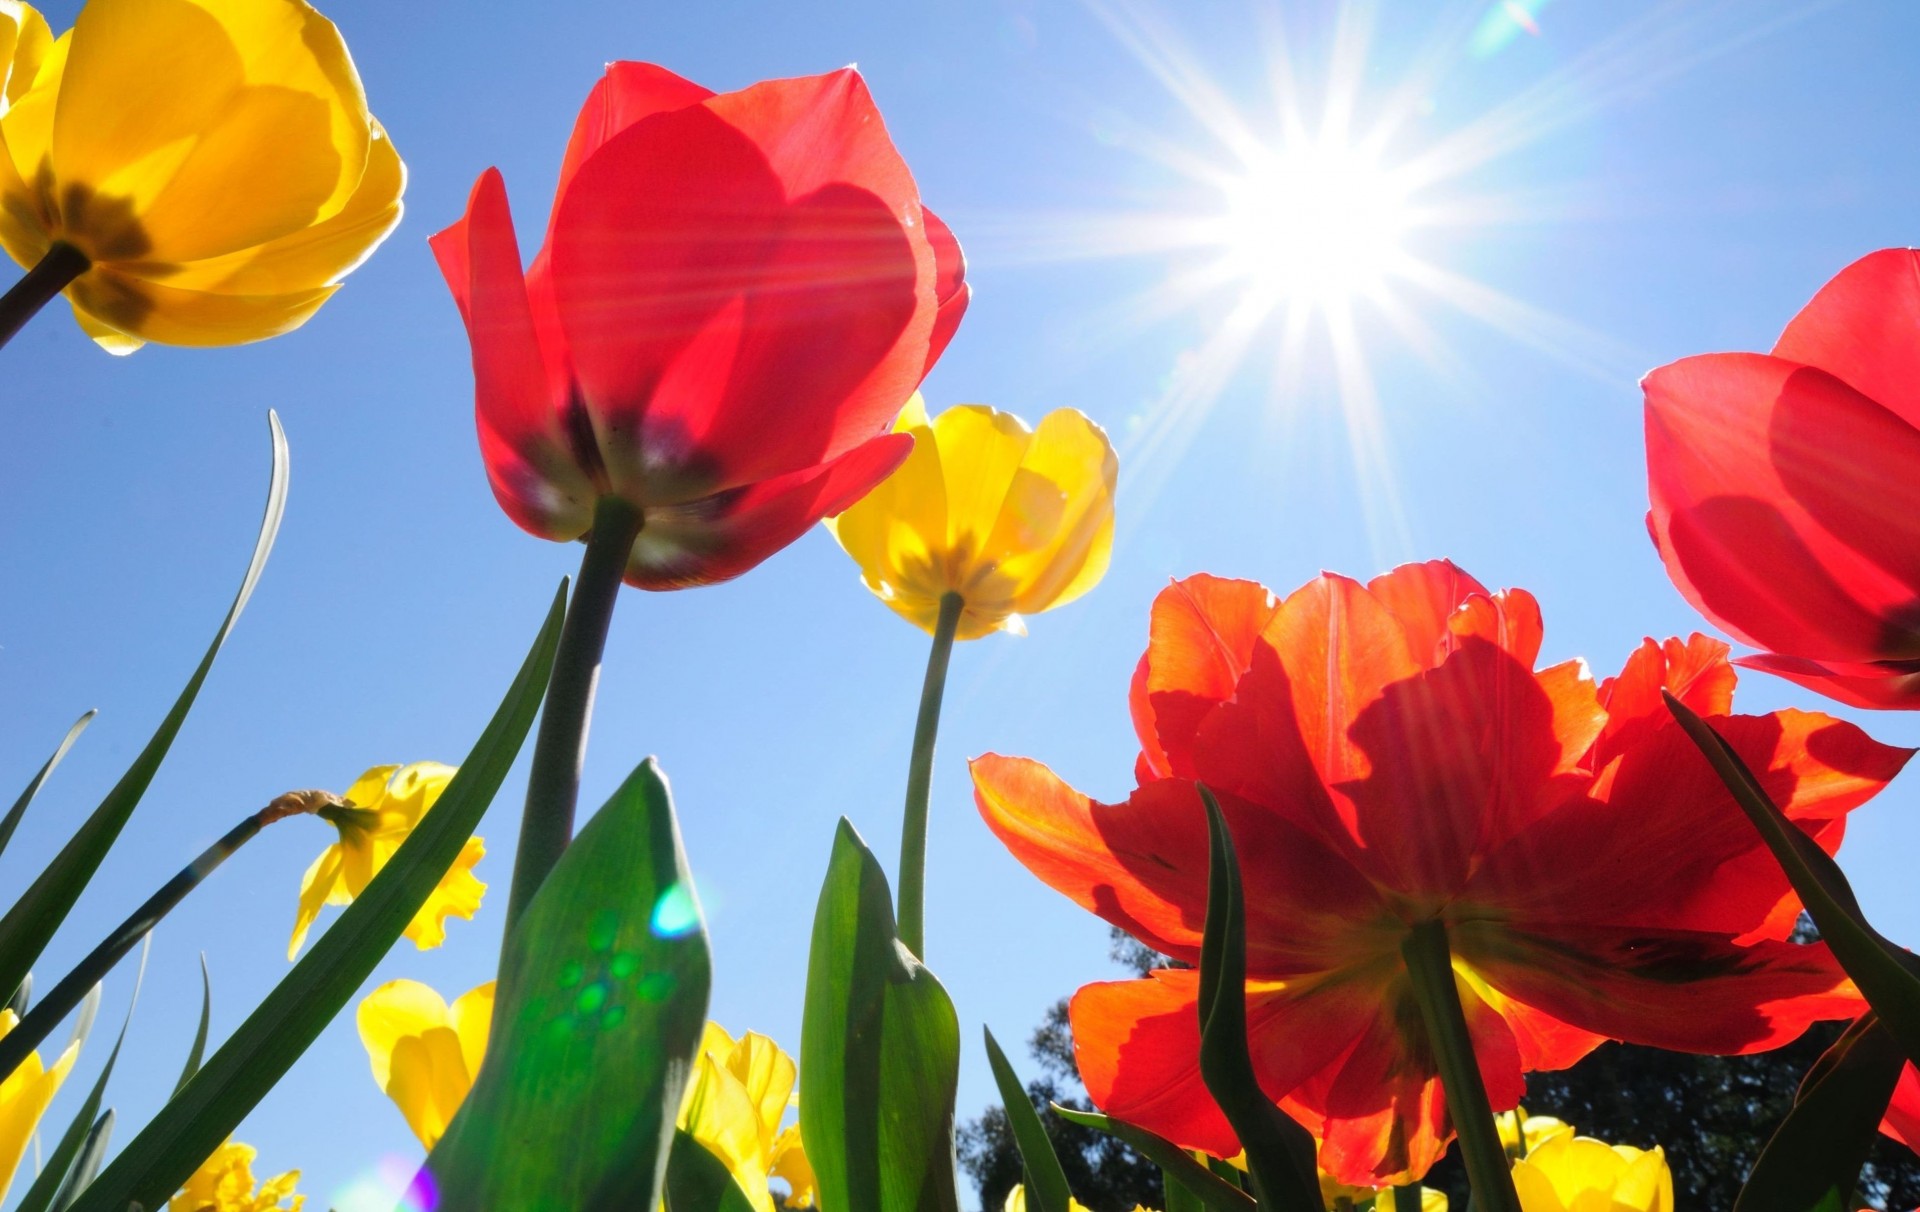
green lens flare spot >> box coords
[610,953,638,980]
[575,981,608,1016]
[557,960,584,989]
[587,909,620,952]
[636,971,678,1003]
[650,882,699,938]
[600,1004,628,1030]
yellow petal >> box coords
[168,1138,303,1212]
[825,392,951,631]
[64,262,338,347]
[768,1123,816,1208]
[287,843,344,959]
[342,763,402,809]
[0,1009,76,1204]
[0,1,51,106]
[0,27,63,265]
[991,407,1116,617]
[69,296,145,352]
[930,404,1032,572]
[50,0,369,263]
[383,1028,472,1151]
[356,979,452,1091]
[721,1030,797,1147]
[400,834,485,950]
[678,1051,775,1212]
[448,981,496,1083]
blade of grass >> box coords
[173,955,211,1097]
[0,711,95,863]
[984,1026,1074,1212]
[0,413,288,1001]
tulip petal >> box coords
[64,262,336,346]
[921,205,968,373]
[1881,1061,1920,1152]
[430,168,596,541]
[1132,574,1280,780]
[1446,587,1543,669]
[1458,925,1861,1056]
[553,60,713,205]
[623,431,912,589]
[1773,247,1920,429]
[357,979,452,1092]
[1365,559,1489,669]
[1646,352,1920,663]
[995,409,1118,617]
[931,404,1032,567]
[1593,634,1736,760]
[1736,651,1920,711]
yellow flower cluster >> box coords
[290,762,484,959]
[169,1140,303,1212]
[0,0,403,351]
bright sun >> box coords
[1211,141,1412,308]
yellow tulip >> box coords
[1002,1185,1093,1212]
[0,1008,76,1203]
[1499,1106,1574,1158]
[0,0,403,352]
[356,979,494,1151]
[680,1023,815,1211]
[168,1140,303,1212]
[1320,1170,1448,1211]
[289,762,483,958]
[1511,1132,1673,1212]
[827,395,1117,640]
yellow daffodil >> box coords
[1002,1185,1093,1212]
[289,762,482,959]
[356,979,494,1150]
[680,1023,815,1211]
[827,395,1116,640]
[169,1140,303,1212]
[0,1008,77,1203]
[1499,1106,1574,1159]
[1320,1170,1447,1211]
[0,0,403,353]
[1511,1132,1673,1212]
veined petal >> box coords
[994,408,1118,618]
[552,60,713,208]
[1131,574,1280,779]
[1365,559,1489,669]
[823,394,950,625]
[287,842,345,959]
[357,979,454,1092]
[1592,634,1736,762]
[1772,247,1920,429]
[680,1051,776,1212]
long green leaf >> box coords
[662,1129,758,1212]
[17,942,147,1212]
[66,582,565,1212]
[48,1111,112,1212]
[1664,693,1920,1064]
[173,955,211,1098]
[984,1026,1074,1212]
[0,413,288,1002]
[0,710,95,862]
[1162,1171,1205,1212]
[1195,787,1321,1212]
[1050,1107,1253,1212]
[1734,1014,1905,1212]
[422,758,712,1211]
[798,819,961,1212]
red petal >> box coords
[619,431,911,589]
[429,169,595,541]
[1737,652,1920,711]
[1446,588,1544,669]
[971,758,1383,971]
[1645,353,1920,664]
[1773,248,1920,429]
[1593,634,1736,762]
[1881,1061,1920,1152]
[920,205,969,374]
[1133,575,1280,778]
[1459,925,1862,1055]
[554,62,714,203]
[1365,560,1489,668]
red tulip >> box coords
[1886,1062,1920,1154]
[1644,248,1920,708]
[972,562,1906,1184]
[431,63,969,588]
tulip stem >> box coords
[501,496,643,938]
[1400,919,1520,1212]
[0,803,277,1083]
[896,590,964,960]
[0,242,89,351]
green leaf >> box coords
[1162,1169,1206,1212]
[984,1026,1074,1212]
[173,955,211,1098]
[423,758,712,1211]
[0,413,288,1002]
[1664,692,1920,1065]
[1050,1107,1252,1212]
[65,582,566,1212]
[48,1111,113,1212]
[798,819,961,1212]
[662,1129,758,1212]
[0,710,95,863]
[18,944,146,1212]
[1733,1013,1904,1212]
[1195,787,1322,1212]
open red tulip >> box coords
[431,63,969,588]
[973,561,1907,1184]
[1644,248,1920,708]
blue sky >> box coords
[4,0,1920,1206]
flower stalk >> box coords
[0,243,88,352]
[501,495,643,936]
[1400,918,1521,1212]
[896,589,964,960]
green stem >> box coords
[895,590,964,960]
[0,242,88,351]
[0,806,268,1082]
[1393,1184,1423,1210]
[1400,919,1521,1212]
[501,496,643,936]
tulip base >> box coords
[1400,919,1521,1212]
[0,243,89,352]
[896,590,964,960]
[501,496,644,935]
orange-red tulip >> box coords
[973,562,1906,1184]
[1645,248,1920,708]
